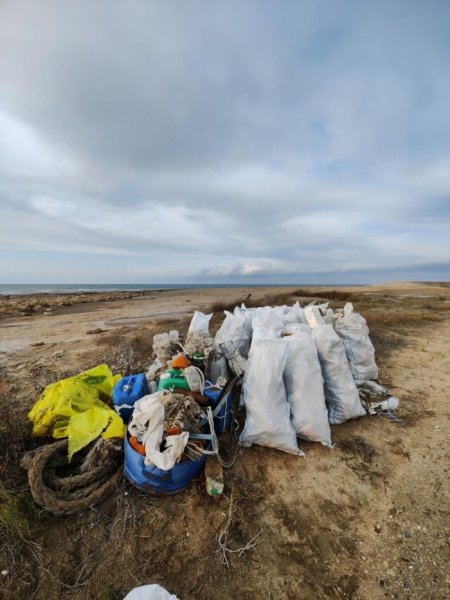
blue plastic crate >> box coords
[112,374,149,424]
[124,434,207,494]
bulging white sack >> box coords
[283,334,332,446]
[186,311,214,354]
[188,311,212,334]
[334,303,378,382]
[304,303,334,328]
[282,301,306,325]
[283,323,311,336]
[254,309,285,334]
[240,339,301,455]
[312,325,366,425]
[251,317,282,341]
[214,309,253,357]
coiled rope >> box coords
[21,438,123,515]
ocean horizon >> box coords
[0,282,362,296]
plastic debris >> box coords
[28,364,125,460]
[205,456,224,496]
[240,337,302,455]
[312,325,366,425]
[335,302,378,382]
[123,584,179,600]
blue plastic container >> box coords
[204,386,233,434]
[124,435,207,494]
[112,374,149,424]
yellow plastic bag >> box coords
[28,364,125,460]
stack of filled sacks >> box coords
[239,317,334,455]
[212,301,378,455]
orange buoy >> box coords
[171,355,191,369]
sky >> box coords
[0,0,449,285]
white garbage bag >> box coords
[312,325,366,425]
[304,303,334,328]
[357,380,400,414]
[214,309,253,358]
[219,341,247,377]
[153,332,179,363]
[252,317,282,341]
[282,301,306,325]
[185,311,214,355]
[283,323,311,336]
[253,310,285,335]
[283,333,332,446]
[334,302,378,382]
[146,358,164,382]
[240,338,302,455]
[123,584,179,600]
[128,392,189,470]
[188,311,212,334]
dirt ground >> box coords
[0,282,449,600]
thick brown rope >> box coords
[21,438,123,515]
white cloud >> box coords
[0,0,449,283]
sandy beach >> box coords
[1,282,449,600]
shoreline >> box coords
[0,282,373,298]
[0,285,326,320]
[1,280,448,322]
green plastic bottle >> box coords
[157,368,190,392]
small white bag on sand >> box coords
[240,338,301,455]
[312,324,366,425]
[334,302,378,382]
[124,584,179,600]
[283,333,332,446]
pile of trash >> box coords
[23,299,400,513]
[232,300,383,455]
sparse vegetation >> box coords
[0,485,31,538]
[0,284,449,598]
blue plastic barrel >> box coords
[112,374,149,424]
[124,435,207,494]
[204,386,233,434]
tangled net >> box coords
[21,438,123,515]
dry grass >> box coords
[1,286,448,598]
[92,320,190,375]
[207,289,448,342]
[0,484,32,538]
[0,377,42,598]
[209,300,236,314]
[292,288,358,302]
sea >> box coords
[0,283,315,296]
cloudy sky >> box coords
[0,0,449,284]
